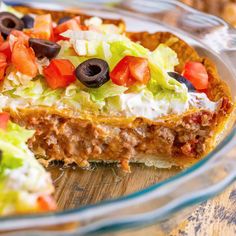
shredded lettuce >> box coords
[0,122,34,177]
[4,77,63,106]
[61,85,105,112]
[107,88,189,118]
[2,27,189,117]
[0,190,37,214]
[0,122,54,215]
[151,44,179,71]
[3,68,33,92]
[61,30,187,101]
[147,44,188,101]
[13,80,44,99]
[58,41,92,67]
[88,81,127,101]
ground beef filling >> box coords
[12,110,217,170]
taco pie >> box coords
[0,2,234,177]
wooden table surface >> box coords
[50,164,236,236]
[43,159,235,236]
[117,183,236,236]
[170,184,236,236]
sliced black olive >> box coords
[21,14,34,29]
[75,58,110,88]
[58,16,72,25]
[29,38,61,59]
[0,12,24,38]
[168,72,196,91]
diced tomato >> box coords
[74,16,81,24]
[0,112,10,130]
[53,30,69,42]
[0,53,7,80]
[9,30,29,46]
[80,25,89,31]
[129,57,150,84]
[1,31,30,62]
[110,56,150,87]
[54,18,81,36]
[28,14,53,40]
[12,41,38,77]
[53,16,87,42]
[43,59,76,89]
[110,56,130,86]
[37,195,57,211]
[0,34,4,44]
[183,62,208,90]
[0,42,11,62]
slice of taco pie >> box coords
[0,112,56,216]
[0,3,234,172]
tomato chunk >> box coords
[183,62,208,90]
[0,34,4,44]
[54,16,87,42]
[12,41,38,77]
[28,14,53,40]
[0,112,10,130]
[110,56,130,86]
[0,41,11,61]
[0,53,8,80]
[9,30,29,46]
[129,57,150,84]
[43,59,76,89]
[37,195,57,211]
[4,31,30,62]
[110,56,150,87]
[54,18,81,36]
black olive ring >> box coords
[168,72,196,92]
[75,58,110,88]
[0,12,24,38]
[21,14,34,29]
[29,38,61,59]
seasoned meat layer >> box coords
[10,107,225,172]
[5,93,231,172]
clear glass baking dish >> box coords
[1,0,236,235]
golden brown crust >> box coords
[201,57,232,101]
[3,106,210,127]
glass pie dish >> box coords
[1,0,236,235]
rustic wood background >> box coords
[1,163,235,236]
[50,163,180,209]
[49,162,236,236]
[113,184,236,236]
